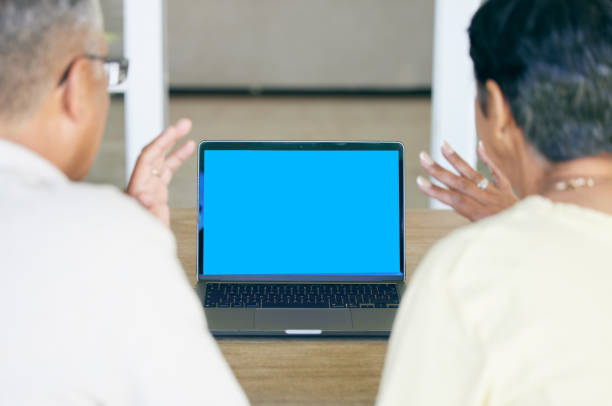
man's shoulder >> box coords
[54,181,141,213]
[20,181,183,289]
[27,181,174,250]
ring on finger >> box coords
[477,178,489,190]
[152,168,161,177]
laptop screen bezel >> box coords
[197,141,405,282]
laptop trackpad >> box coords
[254,309,352,330]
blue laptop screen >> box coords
[198,149,402,278]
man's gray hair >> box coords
[0,0,103,121]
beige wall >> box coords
[102,0,434,88]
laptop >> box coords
[195,141,406,336]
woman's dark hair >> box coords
[469,0,612,162]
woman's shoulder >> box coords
[414,195,611,284]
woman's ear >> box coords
[484,80,513,135]
[485,79,526,153]
[483,79,543,197]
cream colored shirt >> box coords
[0,140,248,405]
[377,196,612,406]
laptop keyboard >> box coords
[204,283,400,309]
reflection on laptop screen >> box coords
[199,150,401,277]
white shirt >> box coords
[377,196,612,406]
[0,140,248,405]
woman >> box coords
[377,0,612,404]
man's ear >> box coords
[59,58,92,124]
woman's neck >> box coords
[537,154,612,215]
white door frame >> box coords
[430,0,482,208]
[119,0,169,182]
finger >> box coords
[141,118,193,161]
[156,119,192,156]
[154,119,192,156]
[419,151,485,198]
[441,141,483,183]
[416,176,485,221]
[159,140,196,185]
[141,125,175,160]
[478,141,512,190]
[174,118,193,135]
[165,140,196,172]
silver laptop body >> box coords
[195,141,406,336]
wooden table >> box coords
[170,209,468,406]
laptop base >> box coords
[197,282,404,337]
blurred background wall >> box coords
[102,0,433,89]
[91,0,435,209]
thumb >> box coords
[136,192,156,210]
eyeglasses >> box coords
[58,54,129,89]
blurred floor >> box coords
[87,96,431,209]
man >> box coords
[0,1,248,404]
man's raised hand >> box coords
[127,118,196,226]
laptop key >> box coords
[204,283,400,309]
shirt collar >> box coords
[0,138,69,184]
